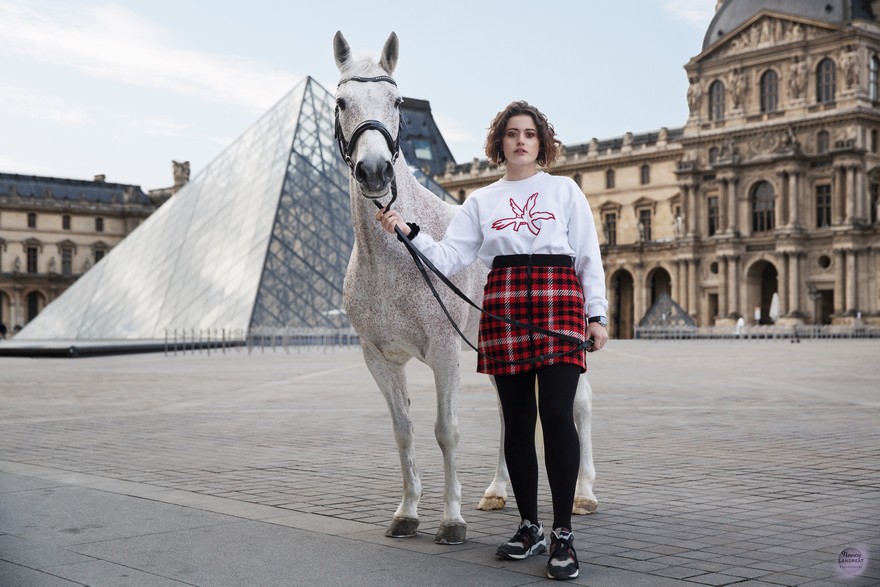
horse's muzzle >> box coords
[355,158,394,196]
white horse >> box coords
[334,31,597,545]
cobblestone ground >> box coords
[1,339,878,586]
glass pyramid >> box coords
[17,77,456,341]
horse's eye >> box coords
[394,97,403,109]
[336,97,347,111]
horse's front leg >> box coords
[362,343,422,538]
[573,374,598,514]
[430,352,467,544]
[478,381,510,511]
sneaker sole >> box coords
[496,543,547,560]
[546,568,579,580]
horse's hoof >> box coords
[477,494,506,511]
[386,517,419,538]
[434,522,467,545]
[573,496,598,515]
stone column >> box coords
[728,256,740,317]
[846,165,857,223]
[834,249,845,315]
[855,164,866,220]
[687,185,697,236]
[728,178,739,234]
[776,253,789,316]
[688,259,699,319]
[719,256,729,316]
[634,265,646,327]
[832,166,843,226]
[674,260,684,307]
[788,252,800,315]
[788,171,800,227]
[846,249,857,313]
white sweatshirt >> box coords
[413,171,608,319]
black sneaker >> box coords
[546,528,579,580]
[495,519,547,560]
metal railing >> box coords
[634,324,880,341]
[163,327,361,356]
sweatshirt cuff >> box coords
[397,222,420,242]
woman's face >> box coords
[502,114,540,168]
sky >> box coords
[0,0,718,191]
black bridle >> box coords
[336,75,593,365]
[334,75,402,207]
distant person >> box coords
[0,321,7,339]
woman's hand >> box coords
[587,322,608,352]
[375,207,411,237]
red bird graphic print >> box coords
[491,192,556,235]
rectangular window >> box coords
[61,248,73,276]
[639,209,652,242]
[95,250,105,263]
[707,196,719,236]
[640,165,650,185]
[26,247,38,273]
[27,213,36,228]
[95,217,104,232]
[604,213,617,246]
[816,185,832,228]
[62,215,71,230]
[606,169,615,189]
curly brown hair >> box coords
[484,101,562,167]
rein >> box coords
[337,74,592,366]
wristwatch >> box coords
[588,316,607,327]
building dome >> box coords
[703,0,875,50]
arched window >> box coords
[870,54,880,101]
[751,181,776,233]
[606,169,615,189]
[816,58,836,103]
[817,130,830,154]
[760,70,779,113]
[709,80,725,121]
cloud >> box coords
[126,117,191,137]
[0,84,91,125]
[0,3,299,112]
[661,0,715,29]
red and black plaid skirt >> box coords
[477,255,587,376]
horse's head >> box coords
[333,31,402,199]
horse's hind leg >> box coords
[362,343,421,537]
[430,353,467,544]
[478,381,509,511]
[573,374,598,514]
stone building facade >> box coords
[0,174,157,332]
[437,0,880,338]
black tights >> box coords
[495,363,581,531]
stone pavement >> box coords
[0,339,878,586]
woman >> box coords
[377,101,608,581]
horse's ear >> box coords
[379,32,398,75]
[334,31,351,72]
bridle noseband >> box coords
[334,75,402,172]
